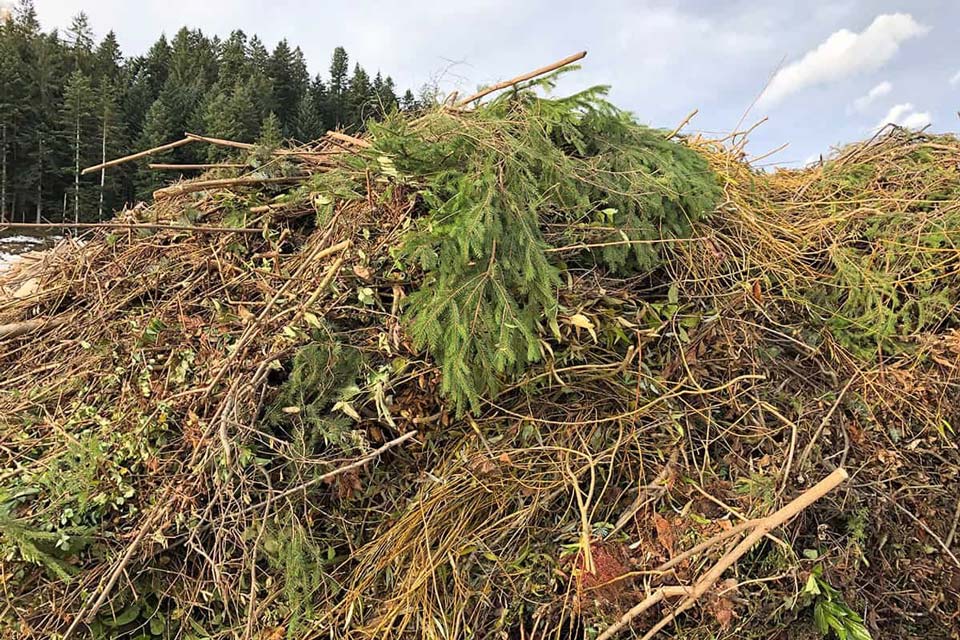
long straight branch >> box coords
[81,137,194,175]
[455,51,587,107]
[153,175,306,200]
[597,468,848,640]
[639,468,848,640]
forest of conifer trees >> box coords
[0,0,416,223]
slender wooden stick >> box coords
[81,137,193,175]
[326,131,371,148]
[153,175,306,200]
[148,163,247,170]
[0,316,67,341]
[597,587,691,640]
[0,221,263,234]
[185,132,340,161]
[597,468,848,640]
[638,469,848,640]
[455,51,587,107]
[234,430,419,517]
[61,508,166,639]
[666,108,698,139]
[184,132,255,150]
[653,518,756,574]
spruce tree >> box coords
[143,35,171,96]
[136,95,177,198]
[24,31,64,220]
[400,89,416,112]
[346,63,371,129]
[294,91,323,142]
[89,31,125,216]
[0,18,23,221]
[217,30,248,88]
[248,35,270,77]
[267,39,307,132]
[60,69,96,221]
[370,72,398,120]
[93,77,123,218]
[66,12,93,73]
[258,111,282,148]
[326,46,349,129]
[93,30,122,84]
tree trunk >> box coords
[74,110,81,223]
[98,107,107,221]
[1,122,7,223]
[35,135,42,224]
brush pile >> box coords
[1,64,959,640]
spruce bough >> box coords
[369,75,721,413]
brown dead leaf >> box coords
[471,456,497,474]
[751,280,763,304]
[653,513,676,557]
[262,627,286,640]
[237,305,255,323]
[707,579,739,628]
[326,468,363,499]
[353,265,372,281]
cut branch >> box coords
[184,132,255,150]
[455,51,587,107]
[81,137,194,175]
[153,176,307,200]
[148,163,247,170]
[325,131,372,148]
[666,108,698,139]
[0,316,67,341]
[0,221,264,234]
[185,132,341,162]
[597,468,848,640]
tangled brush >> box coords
[1,60,958,640]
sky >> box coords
[18,0,960,166]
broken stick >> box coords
[326,131,372,148]
[81,137,194,175]
[153,175,307,200]
[455,50,587,107]
[597,468,848,640]
[0,316,67,341]
[148,163,247,170]
[184,132,255,150]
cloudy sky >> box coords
[22,0,960,165]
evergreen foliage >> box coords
[265,340,363,454]
[369,73,720,412]
[804,148,960,357]
[0,3,414,219]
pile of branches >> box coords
[1,57,958,640]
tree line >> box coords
[0,1,418,223]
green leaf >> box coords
[102,603,140,627]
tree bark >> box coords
[0,317,66,341]
[35,135,42,224]
[98,105,107,221]
[74,109,81,223]
[1,122,7,223]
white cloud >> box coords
[875,103,931,130]
[759,13,928,107]
[849,81,891,112]
[951,70,960,85]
